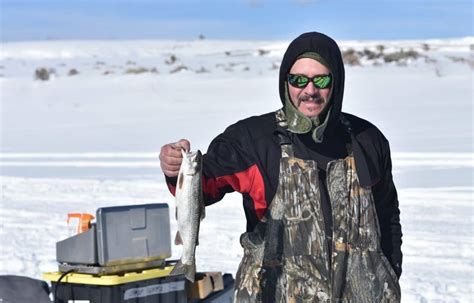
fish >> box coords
[170,148,205,282]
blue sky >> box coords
[1,0,472,42]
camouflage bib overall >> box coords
[234,110,400,303]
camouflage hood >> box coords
[279,32,345,141]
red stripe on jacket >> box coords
[203,164,267,220]
[167,183,176,196]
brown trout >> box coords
[170,149,205,282]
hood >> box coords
[279,32,345,139]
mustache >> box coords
[298,93,325,104]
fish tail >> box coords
[170,259,196,283]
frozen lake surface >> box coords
[1,38,473,302]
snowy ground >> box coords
[0,38,473,302]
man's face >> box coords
[288,58,331,118]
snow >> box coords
[1,37,473,302]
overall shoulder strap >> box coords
[340,114,379,187]
[275,109,294,158]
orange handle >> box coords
[79,213,94,233]
[67,213,95,234]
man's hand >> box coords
[159,139,191,177]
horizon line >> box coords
[2,35,473,44]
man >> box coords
[160,32,402,302]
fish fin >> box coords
[175,231,183,245]
[170,259,196,283]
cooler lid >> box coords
[96,203,171,266]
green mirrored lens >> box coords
[288,75,304,88]
[293,75,309,87]
[313,75,331,89]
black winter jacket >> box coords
[166,111,403,277]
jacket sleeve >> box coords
[372,138,403,278]
[165,122,267,217]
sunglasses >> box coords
[287,74,332,89]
